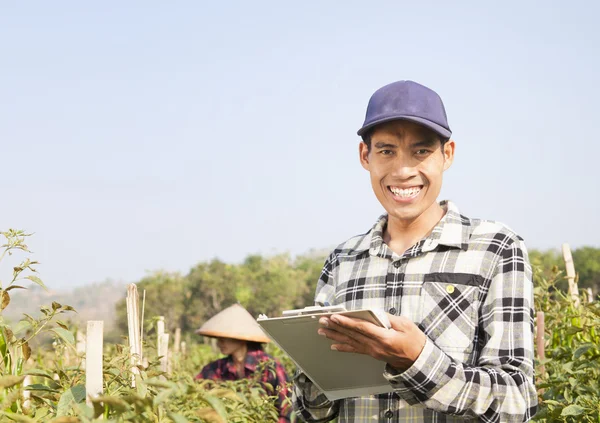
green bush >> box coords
[533,266,600,422]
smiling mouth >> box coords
[388,186,422,199]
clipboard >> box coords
[257,306,395,400]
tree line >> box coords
[115,246,600,335]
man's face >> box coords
[359,120,455,226]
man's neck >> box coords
[383,202,446,256]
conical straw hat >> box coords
[195,304,270,343]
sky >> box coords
[2,1,599,290]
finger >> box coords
[388,315,416,332]
[329,314,388,338]
[317,327,360,346]
[320,318,373,344]
[330,343,359,353]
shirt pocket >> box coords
[419,273,482,353]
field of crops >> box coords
[2,230,599,422]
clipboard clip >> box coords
[281,305,347,317]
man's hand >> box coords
[317,314,427,372]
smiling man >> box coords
[292,81,537,422]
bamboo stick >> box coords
[86,321,104,406]
[126,284,142,387]
[140,289,146,362]
[562,243,580,307]
[536,311,546,377]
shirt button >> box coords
[385,410,394,419]
[393,261,401,268]
[446,284,455,294]
[389,307,397,315]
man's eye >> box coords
[416,149,431,155]
[380,150,393,155]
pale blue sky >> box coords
[2,1,599,289]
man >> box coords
[293,81,537,422]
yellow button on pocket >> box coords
[446,285,455,294]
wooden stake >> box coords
[86,321,104,406]
[174,328,181,354]
[158,333,169,375]
[22,375,32,412]
[536,311,546,377]
[562,243,580,307]
[181,341,187,356]
[156,316,165,339]
[586,287,594,303]
[126,284,142,387]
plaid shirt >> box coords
[196,348,291,422]
[293,201,537,422]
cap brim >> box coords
[357,115,452,140]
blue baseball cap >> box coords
[357,80,452,140]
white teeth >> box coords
[389,187,421,198]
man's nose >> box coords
[390,156,418,179]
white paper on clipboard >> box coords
[257,307,395,400]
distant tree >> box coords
[183,258,240,332]
[572,246,600,294]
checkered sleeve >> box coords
[292,253,340,423]
[384,237,538,422]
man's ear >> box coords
[359,142,370,170]
[442,139,455,171]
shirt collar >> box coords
[362,200,471,256]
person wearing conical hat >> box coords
[195,304,291,423]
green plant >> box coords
[533,266,600,422]
[0,229,77,421]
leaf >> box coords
[57,385,86,416]
[13,320,32,336]
[0,412,37,422]
[167,413,190,423]
[25,275,47,290]
[25,369,54,379]
[24,383,59,393]
[1,290,10,310]
[561,404,585,416]
[51,328,75,346]
[202,394,229,422]
[196,408,225,423]
[49,417,81,423]
[52,301,62,311]
[56,320,69,330]
[4,327,14,342]
[573,343,595,359]
[5,285,26,291]
[90,395,130,412]
[22,340,31,361]
[565,326,583,335]
[0,375,25,389]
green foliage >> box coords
[533,266,600,422]
[0,230,77,420]
[114,252,326,338]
